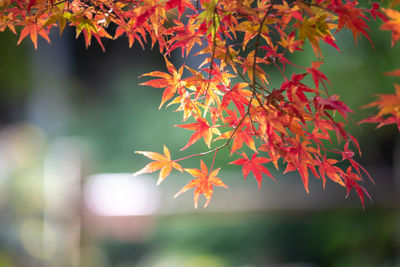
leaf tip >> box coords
[132,170,142,177]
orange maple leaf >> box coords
[174,160,228,208]
[283,138,321,193]
[141,57,186,109]
[216,129,257,155]
[362,84,400,118]
[0,14,17,34]
[380,8,400,46]
[360,84,400,131]
[385,68,400,77]
[133,145,183,185]
[17,17,50,49]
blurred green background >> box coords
[0,14,399,267]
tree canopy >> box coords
[2,0,400,208]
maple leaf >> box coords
[141,57,186,108]
[0,13,17,34]
[135,6,155,28]
[368,3,387,21]
[230,152,275,188]
[114,17,148,49]
[281,72,315,112]
[17,17,51,49]
[220,83,251,117]
[216,129,257,155]
[174,160,227,208]
[380,8,400,46]
[385,69,400,77]
[333,1,372,46]
[314,95,353,120]
[176,117,220,150]
[335,142,373,184]
[318,157,345,188]
[278,30,304,53]
[165,0,194,18]
[360,84,400,130]
[343,167,371,209]
[168,19,202,57]
[236,18,270,50]
[307,61,330,90]
[323,35,341,52]
[364,84,400,117]
[44,8,72,36]
[297,13,336,57]
[241,50,269,84]
[167,93,202,121]
[261,44,296,71]
[133,145,183,185]
[283,138,321,193]
[197,0,220,38]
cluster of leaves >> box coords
[2,0,400,208]
[360,6,400,130]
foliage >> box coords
[2,0,400,208]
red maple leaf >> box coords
[283,138,321,193]
[336,142,373,183]
[216,129,256,155]
[318,157,345,188]
[314,95,353,120]
[368,3,387,21]
[165,0,195,18]
[230,152,275,188]
[176,117,220,150]
[307,61,330,90]
[344,167,371,209]
[168,18,202,57]
[220,83,251,116]
[333,1,372,46]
